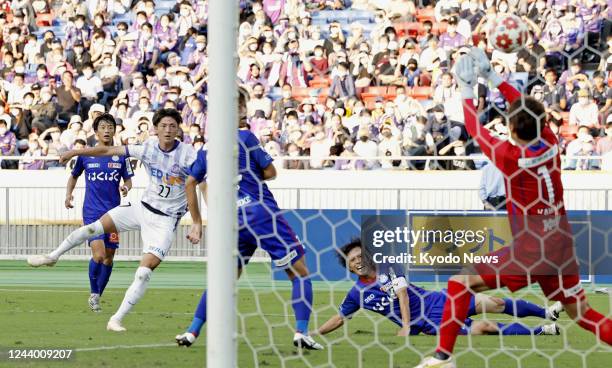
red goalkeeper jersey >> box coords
[462,82,566,217]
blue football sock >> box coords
[97,263,113,296]
[498,322,535,335]
[188,291,207,336]
[291,277,313,334]
[502,298,546,319]
[88,259,102,294]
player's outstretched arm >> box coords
[455,55,512,169]
[185,176,202,244]
[311,314,344,336]
[396,286,411,336]
[59,146,127,164]
[470,47,520,104]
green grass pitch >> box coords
[0,260,610,367]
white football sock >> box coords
[49,221,105,260]
[110,267,152,322]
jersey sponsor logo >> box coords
[146,246,168,258]
[237,195,252,207]
[150,167,185,186]
[562,283,583,298]
[518,145,558,168]
[87,171,120,182]
[170,163,181,175]
[87,163,101,169]
[364,293,376,304]
[273,249,298,267]
[108,163,122,169]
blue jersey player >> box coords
[175,88,323,350]
[312,240,563,338]
[65,113,133,312]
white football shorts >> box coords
[107,201,178,261]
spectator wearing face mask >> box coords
[0,115,17,169]
[279,39,311,88]
[329,61,356,100]
[38,125,67,168]
[116,33,142,90]
[403,59,421,87]
[309,45,329,77]
[565,125,599,170]
[67,40,92,75]
[60,115,83,148]
[247,83,272,118]
[1,72,29,105]
[540,19,568,69]
[403,116,434,170]
[433,72,458,106]
[353,129,378,169]
[30,86,57,132]
[284,142,307,170]
[19,133,47,170]
[569,89,600,132]
[271,84,298,124]
[378,124,402,169]
[591,72,611,115]
[76,63,103,118]
[154,14,178,63]
[439,16,467,52]
[308,127,333,169]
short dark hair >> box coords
[152,108,182,126]
[508,97,546,141]
[93,113,117,131]
[74,139,87,146]
[337,238,362,269]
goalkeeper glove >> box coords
[470,47,504,88]
[453,55,477,99]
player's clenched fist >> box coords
[187,223,202,244]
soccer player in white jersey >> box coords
[27,108,198,332]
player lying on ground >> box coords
[311,240,561,338]
[416,50,612,368]
[65,113,133,312]
[28,108,198,332]
[175,87,323,350]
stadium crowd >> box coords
[0,0,610,171]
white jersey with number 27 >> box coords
[126,138,197,219]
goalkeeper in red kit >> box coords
[416,50,612,368]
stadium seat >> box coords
[394,22,423,38]
[308,77,330,89]
[385,86,397,100]
[419,72,432,87]
[559,125,578,141]
[360,86,387,100]
[410,86,432,100]
[36,13,54,27]
[432,22,448,35]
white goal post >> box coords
[207,0,238,366]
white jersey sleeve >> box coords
[126,144,146,161]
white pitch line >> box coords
[75,343,176,352]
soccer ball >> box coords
[488,14,529,53]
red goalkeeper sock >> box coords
[577,308,612,345]
[436,280,473,356]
